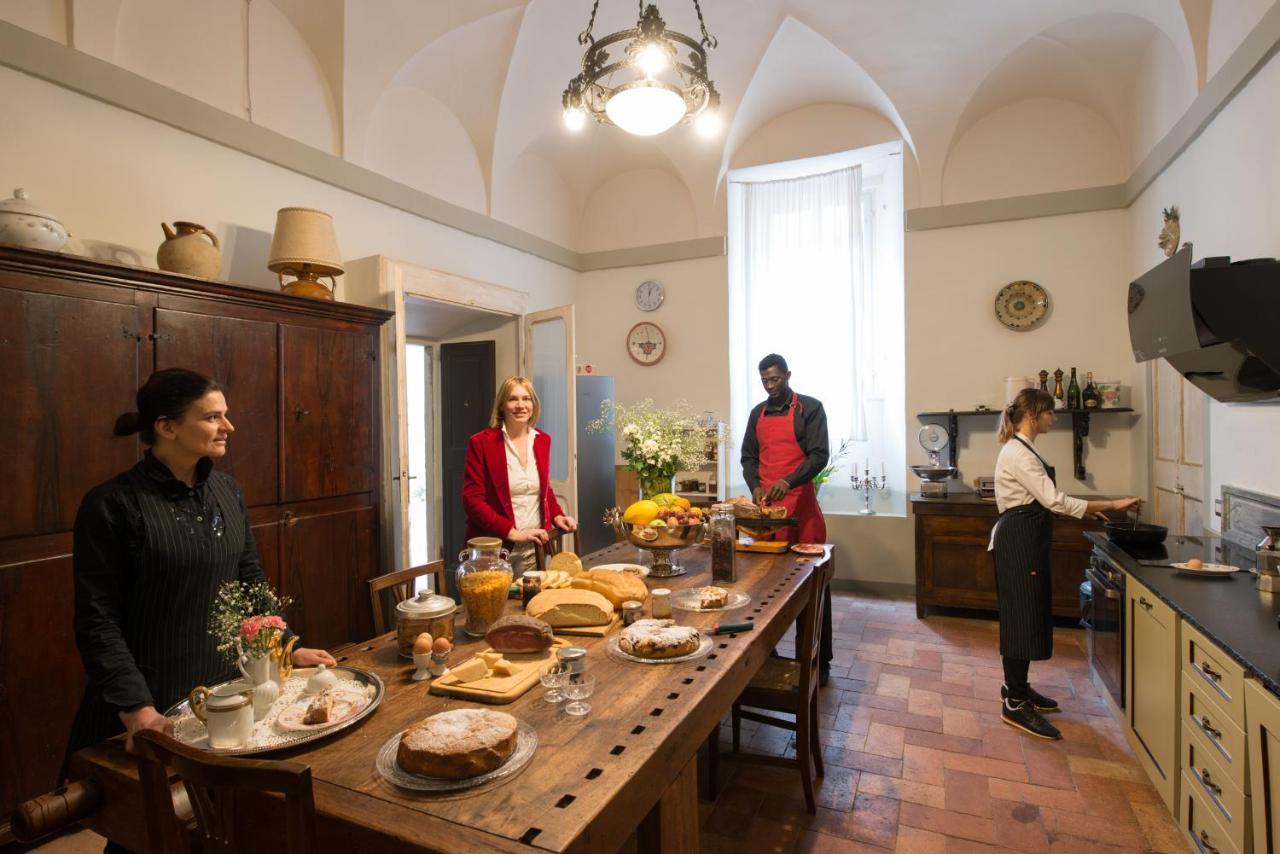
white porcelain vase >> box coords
[236,642,280,720]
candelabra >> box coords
[850,464,889,516]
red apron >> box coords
[755,393,827,543]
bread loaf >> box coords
[570,569,648,609]
[525,588,614,627]
[485,614,554,653]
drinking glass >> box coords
[563,674,596,716]
[540,667,569,703]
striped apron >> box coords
[991,437,1057,661]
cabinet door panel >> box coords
[281,326,374,501]
[1128,580,1178,813]
[281,506,377,650]
[0,289,140,537]
[0,555,86,813]
[154,309,278,507]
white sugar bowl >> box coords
[0,189,70,252]
[306,664,339,694]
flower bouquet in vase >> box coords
[209,580,294,718]
[589,398,715,502]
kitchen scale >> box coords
[912,425,957,495]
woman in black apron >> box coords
[990,389,1141,739]
[65,370,335,794]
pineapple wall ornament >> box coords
[1158,206,1181,257]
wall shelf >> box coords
[916,408,1135,481]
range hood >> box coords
[1128,247,1280,402]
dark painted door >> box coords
[440,341,495,593]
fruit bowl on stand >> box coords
[606,507,705,578]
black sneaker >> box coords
[1002,683,1059,711]
[1001,699,1062,740]
[819,664,831,688]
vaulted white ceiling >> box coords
[5,0,1273,253]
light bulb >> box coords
[563,106,586,131]
[605,82,686,136]
[635,43,668,76]
[694,110,722,138]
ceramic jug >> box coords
[236,639,281,720]
[188,682,254,749]
[157,221,222,278]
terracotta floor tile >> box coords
[978,727,1026,764]
[986,778,1086,812]
[1020,742,1076,790]
[845,792,901,849]
[944,769,994,818]
[798,831,888,853]
[859,771,947,809]
[1128,801,1189,853]
[871,708,945,734]
[877,672,913,699]
[823,746,904,778]
[943,707,984,739]
[903,744,947,786]
[943,838,1007,853]
[1069,773,1141,828]
[903,729,983,755]
[898,802,997,845]
[894,825,948,853]
[865,722,907,759]
[1066,754,1148,783]
[1039,807,1152,848]
[815,766,861,812]
[989,798,1051,853]
[909,688,945,717]
[938,751,1029,783]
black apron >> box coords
[991,437,1056,661]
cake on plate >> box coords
[619,619,700,660]
[694,586,728,609]
[396,709,519,779]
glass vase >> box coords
[638,472,675,501]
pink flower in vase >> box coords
[239,614,287,645]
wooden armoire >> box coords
[0,246,391,819]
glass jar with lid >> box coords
[710,502,737,582]
[395,590,457,659]
[457,536,514,637]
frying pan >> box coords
[1103,520,1168,546]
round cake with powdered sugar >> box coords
[396,709,519,778]
[619,618,700,659]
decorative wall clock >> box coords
[994,280,1050,331]
[626,321,666,365]
[635,279,665,311]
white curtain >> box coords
[727,165,876,507]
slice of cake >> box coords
[619,619,700,660]
[695,586,729,609]
[396,709,519,779]
[301,689,334,725]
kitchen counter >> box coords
[1087,531,1280,697]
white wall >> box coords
[1127,45,1280,527]
[0,67,576,311]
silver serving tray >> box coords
[163,666,384,756]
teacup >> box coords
[188,682,254,749]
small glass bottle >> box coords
[521,571,544,608]
[709,502,737,583]
[1082,372,1100,409]
[1067,367,1081,409]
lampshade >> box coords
[605,81,688,137]
[268,207,343,301]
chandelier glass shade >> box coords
[563,1,720,137]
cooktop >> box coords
[1118,533,1254,570]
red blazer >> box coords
[462,426,565,544]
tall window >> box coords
[728,142,905,515]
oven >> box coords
[1085,549,1125,709]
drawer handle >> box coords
[1199,715,1222,741]
[1199,830,1219,854]
[1199,767,1222,797]
[1200,661,1223,683]
[1139,596,1153,611]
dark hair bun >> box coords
[113,411,142,436]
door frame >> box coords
[522,305,578,520]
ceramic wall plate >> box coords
[994,280,1050,331]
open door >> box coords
[523,306,577,522]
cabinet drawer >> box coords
[1183,723,1250,852]
[1185,672,1248,793]
[1183,622,1246,730]
[1132,578,1175,630]
[1182,770,1242,854]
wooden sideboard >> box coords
[912,493,1111,619]
[0,246,391,819]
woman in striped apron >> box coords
[990,389,1141,739]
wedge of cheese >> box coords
[525,588,613,627]
[449,657,488,683]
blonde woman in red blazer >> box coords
[462,376,577,572]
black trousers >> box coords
[792,586,834,669]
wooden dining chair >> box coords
[367,560,448,635]
[133,729,318,854]
[533,528,579,572]
[721,557,834,813]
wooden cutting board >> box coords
[736,538,790,554]
[429,640,568,704]
[553,615,620,638]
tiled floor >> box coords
[700,590,1189,853]
[24,591,1188,853]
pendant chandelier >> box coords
[562,1,721,137]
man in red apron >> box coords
[741,353,833,684]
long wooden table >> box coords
[60,542,833,852]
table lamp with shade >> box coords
[267,207,343,301]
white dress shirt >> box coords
[503,425,542,531]
[988,432,1087,550]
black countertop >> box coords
[1087,531,1280,698]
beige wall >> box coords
[1127,46,1280,527]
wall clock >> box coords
[994,280,1050,331]
[635,279,665,311]
[627,321,666,366]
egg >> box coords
[413,632,433,654]
[433,635,453,654]
[1187,558,1204,569]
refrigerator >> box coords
[576,375,616,555]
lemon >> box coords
[651,492,678,508]
[623,500,660,525]
[649,519,668,527]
